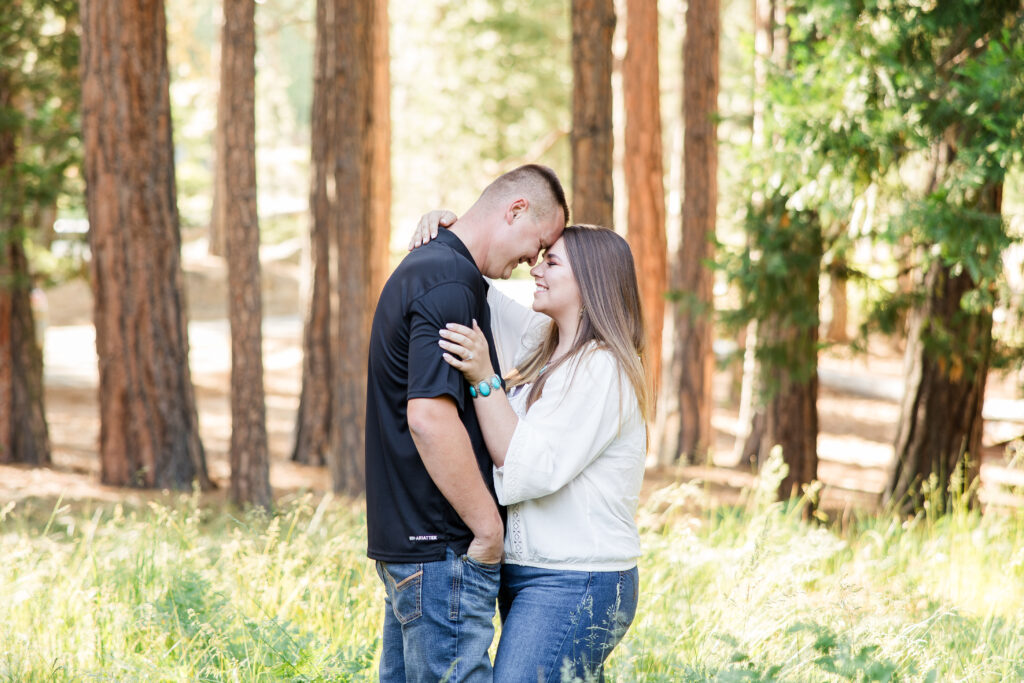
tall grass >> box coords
[619,460,1024,682]
[2,464,1023,682]
[1,493,378,682]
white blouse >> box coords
[486,284,646,572]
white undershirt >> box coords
[486,284,645,571]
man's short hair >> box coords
[482,164,569,227]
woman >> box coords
[413,213,650,682]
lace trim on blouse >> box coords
[508,504,525,558]
[503,377,531,559]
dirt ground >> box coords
[3,238,1022,515]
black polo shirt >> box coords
[365,229,503,562]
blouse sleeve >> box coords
[486,280,548,373]
[493,349,636,505]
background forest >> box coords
[2,0,1024,680]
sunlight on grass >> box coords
[2,467,1023,682]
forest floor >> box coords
[3,236,1023,516]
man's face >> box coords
[485,206,564,280]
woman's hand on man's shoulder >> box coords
[408,209,458,250]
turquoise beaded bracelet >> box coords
[468,374,502,398]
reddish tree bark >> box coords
[81,0,210,489]
[623,0,667,405]
[328,0,389,493]
[0,12,55,467]
[293,0,389,495]
[221,0,271,508]
[885,174,1000,514]
[886,260,990,514]
[1,65,48,466]
[291,0,334,468]
[571,0,615,227]
[664,0,719,462]
[0,235,50,467]
[368,0,390,301]
[757,217,821,501]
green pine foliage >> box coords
[723,0,1024,376]
[0,0,80,208]
[0,0,80,284]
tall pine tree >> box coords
[81,0,210,489]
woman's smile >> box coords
[528,237,581,320]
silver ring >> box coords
[466,352,474,361]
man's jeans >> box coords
[376,547,500,682]
[493,564,639,683]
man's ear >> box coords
[505,197,529,224]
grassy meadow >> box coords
[2,466,1024,682]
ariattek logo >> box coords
[409,535,439,542]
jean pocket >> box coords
[462,554,501,572]
[381,562,423,624]
[614,568,640,633]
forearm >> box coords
[471,391,518,468]
[409,409,502,540]
[435,321,520,467]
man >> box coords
[365,164,569,682]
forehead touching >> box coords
[538,214,565,250]
[543,236,568,259]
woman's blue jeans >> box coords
[494,564,639,683]
[376,547,501,682]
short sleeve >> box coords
[407,282,478,411]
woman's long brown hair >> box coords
[508,224,652,427]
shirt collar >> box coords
[435,229,478,271]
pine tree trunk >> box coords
[667,0,719,463]
[291,264,331,467]
[0,40,51,467]
[222,0,271,509]
[623,0,666,406]
[757,225,821,500]
[0,236,50,467]
[762,374,819,500]
[571,0,615,227]
[291,0,334,468]
[33,203,58,248]
[884,183,999,515]
[209,48,228,258]
[826,255,849,342]
[0,273,10,465]
[893,233,914,346]
[732,0,774,465]
[885,262,990,514]
[81,0,210,490]
[328,0,389,495]
[368,0,390,301]
[294,0,388,493]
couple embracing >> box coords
[365,164,650,682]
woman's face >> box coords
[529,237,582,321]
